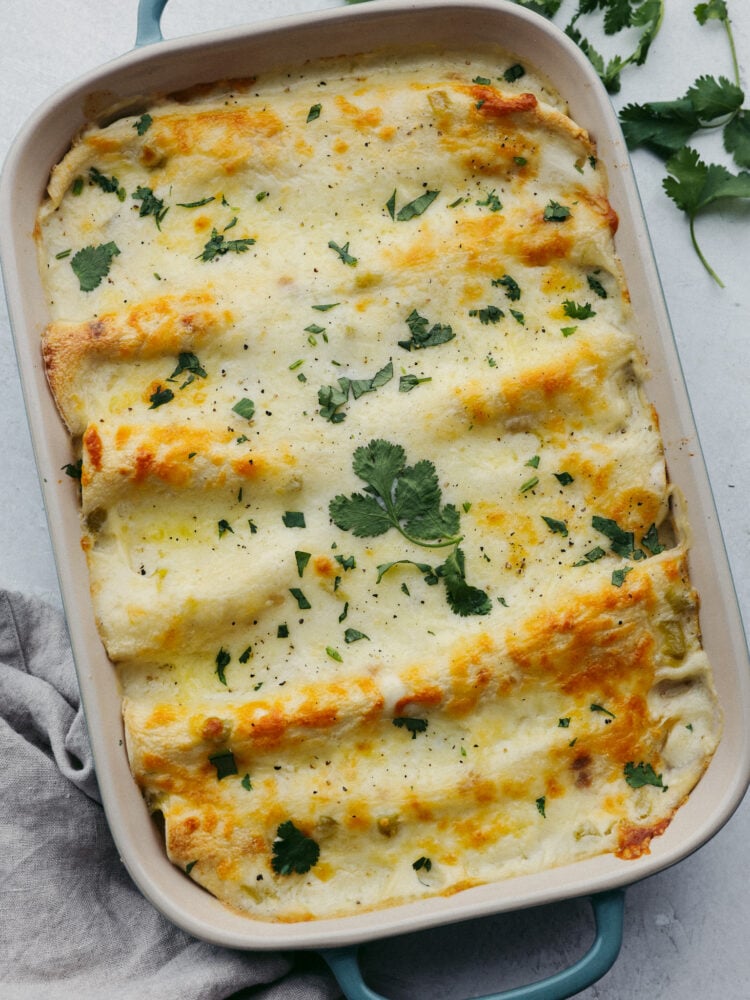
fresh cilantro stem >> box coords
[689,212,724,287]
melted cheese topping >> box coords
[37,48,721,921]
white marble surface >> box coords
[1,2,749,997]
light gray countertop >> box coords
[2,2,749,997]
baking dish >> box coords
[2,0,749,996]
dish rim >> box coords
[2,0,749,950]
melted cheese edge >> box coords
[37,48,721,921]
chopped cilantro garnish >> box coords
[476,189,503,211]
[563,300,596,320]
[624,760,667,790]
[573,546,606,566]
[587,273,608,298]
[306,103,322,122]
[88,166,125,200]
[520,476,539,493]
[492,274,521,300]
[541,515,568,537]
[167,352,207,388]
[318,362,393,423]
[209,750,237,780]
[641,523,664,555]
[611,566,633,587]
[132,185,168,228]
[241,773,253,791]
[390,189,440,221]
[198,228,255,261]
[232,398,255,420]
[398,309,455,351]
[543,200,571,221]
[215,647,231,685]
[217,519,234,537]
[134,113,152,135]
[148,385,174,409]
[62,459,82,479]
[399,374,432,392]
[393,717,428,739]
[271,820,320,875]
[238,646,252,664]
[412,855,432,871]
[344,628,369,643]
[177,196,215,208]
[289,587,311,610]
[554,471,574,485]
[468,305,505,324]
[536,796,546,817]
[503,63,525,83]
[592,515,635,558]
[328,240,357,266]
[591,703,615,720]
[277,624,289,638]
[282,511,306,528]
[295,551,311,577]
[326,646,343,662]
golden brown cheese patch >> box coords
[36,46,720,922]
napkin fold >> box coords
[0,590,341,1000]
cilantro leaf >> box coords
[168,352,207,388]
[398,309,455,351]
[271,820,320,875]
[620,98,699,158]
[439,547,492,616]
[663,146,750,285]
[232,398,255,420]
[563,300,596,320]
[624,760,667,790]
[376,559,440,585]
[328,240,357,266]
[134,113,153,135]
[395,190,440,221]
[329,439,462,548]
[724,109,750,168]
[199,228,255,261]
[392,717,428,738]
[468,305,504,324]
[215,647,231,685]
[492,273,521,300]
[70,242,120,291]
[592,514,636,558]
[149,385,174,409]
[694,0,728,25]
[318,362,393,422]
[209,750,237,780]
[132,185,169,228]
[543,200,571,221]
[686,74,743,122]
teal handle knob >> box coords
[135,0,169,46]
[321,890,625,1000]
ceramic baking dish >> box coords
[2,1,749,996]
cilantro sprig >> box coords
[617,2,750,285]
[330,440,491,616]
[329,439,461,549]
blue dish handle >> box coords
[320,890,625,1000]
[136,0,169,46]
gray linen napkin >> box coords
[0,590,341,1000]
